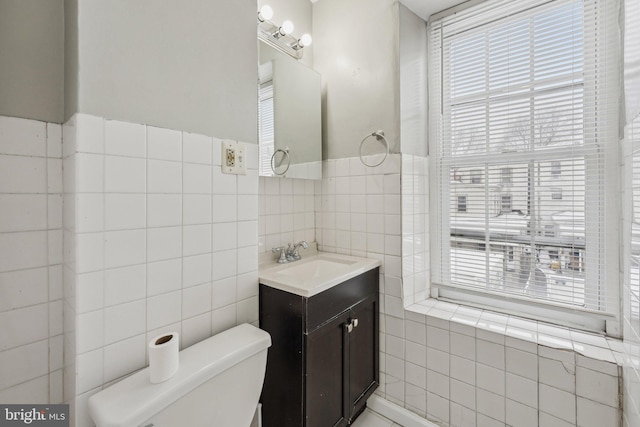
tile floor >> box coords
[351,408,403,427]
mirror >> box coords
[258,40,322,179]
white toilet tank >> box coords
[88,323,271,427]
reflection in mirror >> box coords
[258,40,322,179]
[270,147,291,176]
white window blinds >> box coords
[258,83,275,176]
[429,0,619,323]
[630,110,640,342]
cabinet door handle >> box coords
[353,318,359,328]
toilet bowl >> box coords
[88,323,271,427]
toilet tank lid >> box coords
[88,323,271,427]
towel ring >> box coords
[359,130,389,168]
[270,148,290,176]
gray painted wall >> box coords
[313,0,401,160]
[64,0,78,122]
[0,0,64,123]
[399,5,428,157]
[74,0,258,143]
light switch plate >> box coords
[221,140,246,175]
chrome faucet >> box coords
[272,241,308,264]
[289,241,308,260]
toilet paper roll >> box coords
[148,332,179,384]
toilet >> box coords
[88,323,271,427]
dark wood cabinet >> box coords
[259,267,379,427]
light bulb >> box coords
[279,20,294,36]
[299,33,313,47]
[258,5,273,22]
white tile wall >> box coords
[62,114,260,426]
[258,176,315,254]
[401,154,429,305]
[0,116,63,403]
[1,112,631,426]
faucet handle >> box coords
[271,246,288,263]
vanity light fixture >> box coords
[257,5,311,60]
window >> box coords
[258,80,275,176]
[501,167,513,185]
[429,0,619,332]
[501,194,512,213]
[470,169,483,184]
[457,195,467,212]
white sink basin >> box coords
[259,253,381,297]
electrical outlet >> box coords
[226,148,236,167]
[221,140,246,175]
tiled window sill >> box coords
[405,298,624,367]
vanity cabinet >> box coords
[259,267,379,427]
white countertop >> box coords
[259,252,381,297]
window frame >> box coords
[427,0,621,336]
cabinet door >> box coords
[348,295,379,421]
[305,311,350,427]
